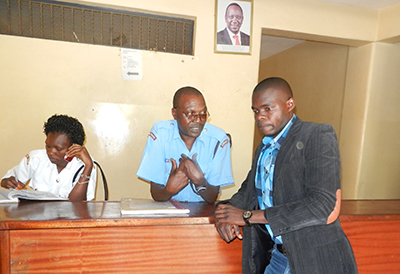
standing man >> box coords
[137,86,233,203]
[215,77,357,274]
[217,3,250,46]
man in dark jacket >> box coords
[215,77,358,274]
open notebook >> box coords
[0,188,68,203]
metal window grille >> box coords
[0,0,195,55]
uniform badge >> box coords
[25,154,30,165]
[148,132,157,141]
[220,139,229,148]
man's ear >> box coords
[287,98,295,111]
[171,108,177,120]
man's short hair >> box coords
[43,114,86,145]
[225,3,243,16]
[254,77,293,98]
[173,86,204,108]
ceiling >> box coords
[260,0,400,59]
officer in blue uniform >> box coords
[137,86,233,203]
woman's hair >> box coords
[43,114,85,145]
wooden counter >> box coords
[0,201,242,274]
[1,200,400,273]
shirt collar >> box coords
[262,114,296,146]
[45,151,79,172]
[226,28,241,43]
[172,120,208,145]
[172,120,181,140]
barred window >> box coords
[0,0,195,55]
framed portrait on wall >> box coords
[214,0,253,54]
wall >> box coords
[258,41,348,134]
[257,41,354,197]
[341,42,400,199]
[257,0,378,44]
[0,0,260,201]
[339,44,373,198]
[357,42,400,198]
[378,3,400,42]
[257,1,400,199]
[1,0,400,201]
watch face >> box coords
[243,211,252,218]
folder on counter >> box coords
[120,198,190,216]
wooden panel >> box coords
[0,230,10,274]
[3,200,400,273]
[9,225,242,274]
[341,220,400,274]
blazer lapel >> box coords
[274,118,302,178]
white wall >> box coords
[1,0,400,200]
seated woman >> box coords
[1,114,96,201]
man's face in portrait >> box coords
[225,5,243,34]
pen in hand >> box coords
[13,169,23,190]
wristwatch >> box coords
[242,210,252,226]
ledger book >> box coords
[0,188,68,203]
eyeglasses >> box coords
[175,107,210,122]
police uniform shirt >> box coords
[137,120,234,202]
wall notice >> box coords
[121,49,142,81]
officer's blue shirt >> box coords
[137,120,234,202]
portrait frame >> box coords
[214,0,253,55]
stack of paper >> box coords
[120,198,190,216]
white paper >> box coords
[121,49,142,81]
[120,198,190,216]
[0,188,68,203]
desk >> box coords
[0,201,242,274]
[1,200,400,274]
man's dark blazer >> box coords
[228,117,358,274]
[217,28,250,46]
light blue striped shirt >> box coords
[255,115,296,244]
